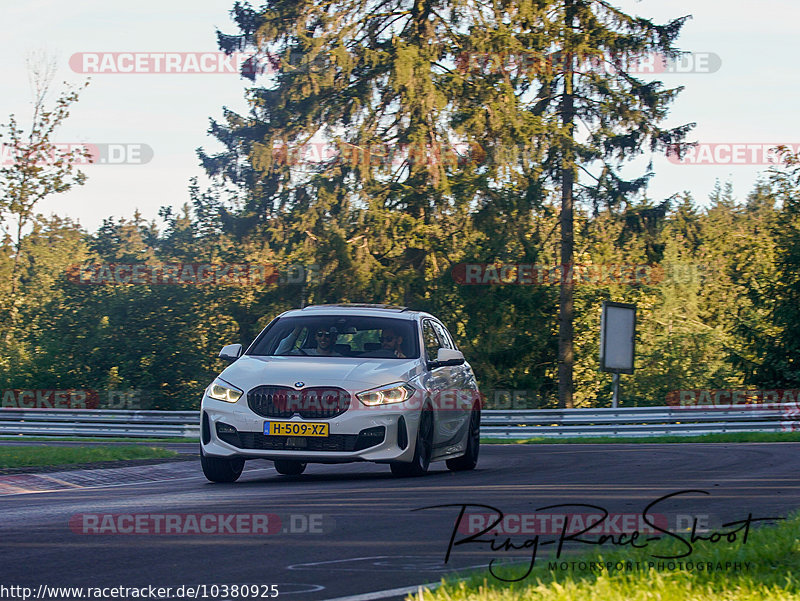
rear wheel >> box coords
[391,407,433,477]
[201,450,245,483]
[274,459,307,475]
[447,406,480,471]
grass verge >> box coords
[0,436,191,443]
[420,512,800,600]
[0,445,177,468]
[482,431,800,445]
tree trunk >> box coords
[558,1,575,409]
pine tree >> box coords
[506,1,694,407]
[205,1,693,407]
[742,151,800,386]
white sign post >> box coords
[599,302,636,408]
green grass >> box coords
[482,431,800,445]
[0,445,177,468]
[420,512,800,600]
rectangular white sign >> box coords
[600,302,636,373]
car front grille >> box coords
[216,424,385,452]
[247,385,351,419]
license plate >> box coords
[264,421,329,437]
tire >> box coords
[391,407,433,477]
[274,459,307,475]
[201,450,245,483]
[447,406,480,471]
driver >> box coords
[306,328,341,356]
[380,327,406,358]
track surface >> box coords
[0,443,798,600]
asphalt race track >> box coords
[0,443,798,601]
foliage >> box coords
[0,6,797,410]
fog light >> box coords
[216,422,237,435]
[355,426,386,450]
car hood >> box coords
[217,355,422,394]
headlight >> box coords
[357,382,415,406]
[207,378,243,403]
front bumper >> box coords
[200,394,418,463]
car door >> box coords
[431,320,475,446]
[421,319,460,455]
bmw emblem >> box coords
[294,381,305,388]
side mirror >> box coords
[219,343,242,362]
[428,348,465,370]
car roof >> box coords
[279,304,424,320]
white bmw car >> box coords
[200,304,481,482]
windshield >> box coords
[247,315,419,359]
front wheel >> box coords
[391,408,433,477]
[447,406,480,471]
[274,460,307,475]
[201,450,245,483]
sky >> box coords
[1,0,799,232]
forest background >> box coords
[2,1,799,410]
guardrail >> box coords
[0,410,200,439]
[0,406,798,439]
[481,405,800,438]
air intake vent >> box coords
[247,386,350,419]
